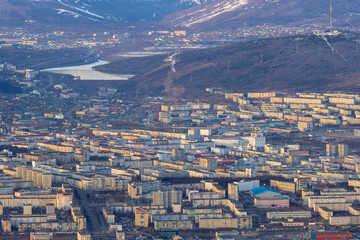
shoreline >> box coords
[42,60,135,81]
[41,60,109,72]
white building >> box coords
[236,180,260,192]
[244,129,266,151]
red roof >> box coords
[220,161,234,165]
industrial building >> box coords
[251,187,290,208]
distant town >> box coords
[1,61,360,239]
[1,25,356,53]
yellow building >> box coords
[135,208,149,227]
[23,204,32,215]
[228,183,239,201]
[199,158,218,172]
[199,218,238,229]
[239,216,253,229]
[2,219,11,232]
[30,232,53,240]
[103,207,115,224]
[199,216,252,229]
[77,232,91,240]
[270,180,296,193]
[174,31,186,36]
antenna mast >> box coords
[330,0,333,32]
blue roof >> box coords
[250,187,280,195]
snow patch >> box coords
[180,0,208,5]
[56,8,80,18]
[57,0,105,19]
[174,0,249,27]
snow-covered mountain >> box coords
[3,0,360,30]
[163,0,360,30]
[52,0,210,21]
[0,0,209,27]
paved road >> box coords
[64,103,81,124]
[75,189,108,232]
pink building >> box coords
[251,187,290,209]
[254,198,289,208]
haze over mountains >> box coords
[2,0,360,30]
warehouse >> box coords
[250,187,290,208]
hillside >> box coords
[0,47,97,70]
[0,0,208,28]
[3,0,360,33]
[97,33,360,95]
[163,0,360,31]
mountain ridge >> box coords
[163,0,360,31]
[3,0,360,31]
[0,0,209,27]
